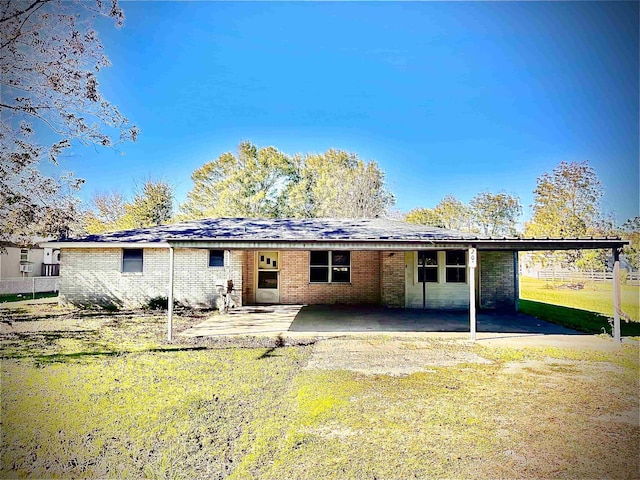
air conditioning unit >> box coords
[20,264,33,273]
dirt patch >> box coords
[305,338,491,375]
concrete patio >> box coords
[180,304,582,338]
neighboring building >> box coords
[42,218,626,311]
[0,241,60,280]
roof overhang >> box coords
[40,242,170,249]
[42,238,627,252]
[165,238,628,251]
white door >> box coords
[256,251,279,304]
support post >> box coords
[167,246,175,342]
[513,251,519,312]
[612,247,621,343]
[469,247,477,341]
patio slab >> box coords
[180,304,581,337]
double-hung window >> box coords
[122,248,143,273]
[445,251,466,283]
[309,251,351,283]
[20,249,29,263]
[417,251,438,283]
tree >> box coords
[404,207,444,228]
[83,179,173,233]
[83,191,127,233]
[1,0,138,246]
[404,195,471,231]
[469,191,521,236]
[525,161,606,268]
[283,149,394,218]
[123,179,173,228]
[179,141,293,219]
[619,217,640,271]
[179,143,395,219]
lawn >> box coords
[519,277,640,335]
[0,292,58,303]
[1,303,638,479]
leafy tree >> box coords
[180,143,394,219]
[525,161,607,268]
[284,149,394,218]
[469,191,522,236]
[83,191,127,233]
[1,0,138,246]
[83,179,173,233]
[179,142,293,219]
[404,195,471,231]
[404,207,444,228]
[619,217,640,271]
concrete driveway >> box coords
[180,304,581,337]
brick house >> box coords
[42,218,626,316]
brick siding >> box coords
[380,251,406,307]
[59,248,243,309]
[479,251,515,310]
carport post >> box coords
[612,247,621,343]
[167,246,175,342]
[469,247,477,341]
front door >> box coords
[256,251,279,303]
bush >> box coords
[146,296,168,310]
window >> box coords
[209,250,225,267]
[417,251,438,283]
[445,250,466,283]
[258,271,278,289]
[20,249,29,263]
[309,251,351,283]
[122,249,143,273]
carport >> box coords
[180,304,582,338]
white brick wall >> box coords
[59,248,243,309]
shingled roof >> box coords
[43,217,626,251]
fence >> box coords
[0,276,60,296]
[536,270,640,284]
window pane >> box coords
[123,249,143,273]
[418,251,437,265]
[310,267,329,283]
[209,250,224,267]
[331,267,350,283]
[446,267,466,283]
[258,271,278,289]
[331,251,350,266]
[446,250,466,266]
[310,251,329,266]
[418,267,438,283]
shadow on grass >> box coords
[519,299,640,336]
[5,345,213,364]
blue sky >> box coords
[60,1,638,224]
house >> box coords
[0,240,60,280]
[42,217,627,335]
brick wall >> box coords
[380,251,405,307]
[479,251,515,310]
[241,250,382,305]
[279,250,381,305]
[59,248,243,309]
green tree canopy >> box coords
[619,217,640,271]
[83,179,173,233]
[525,161,609,268]
[469,191,522,236]
[179,143,394,219]
[404,195,471,231]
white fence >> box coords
[0,276,60,296]
[535,270,640,284]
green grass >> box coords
[520,277,639,320]
[0,291,58,303]
[1,306,639,479]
